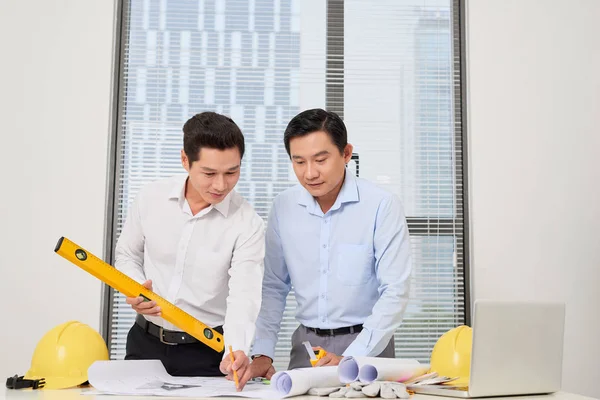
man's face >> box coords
[182,147,241,204]
[289,130,353,199]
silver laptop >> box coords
[410,300,565,398]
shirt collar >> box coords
[168,175,188,200]
[167,174,231,218]
[297,187,313,207]
[212,193,231,217]
[331,170,360,209]
[297,169,360,214]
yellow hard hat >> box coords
[429,325,472,387]
[24,321,109,389]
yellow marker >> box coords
[54,237,224,353]
[302,341,327,366]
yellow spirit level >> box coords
[54,236,224,353]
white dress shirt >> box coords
[115,174,265,355]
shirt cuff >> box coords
[250,338,277,360]
[342,330,372,357]
[223,324,254,359]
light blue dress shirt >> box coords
[252,171,412,359]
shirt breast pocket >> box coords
[336,243,374,286]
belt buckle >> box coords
[158,327,178,346]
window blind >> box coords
[107,0,467,371]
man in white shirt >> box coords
[115,112,265,379]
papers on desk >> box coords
[404,371,459,388]
[271,366,340,397]
[87,360,342,398]
[86,360,278,398]
[86,358,431,398]
[338,356,430,384]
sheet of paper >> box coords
[338,356,430,383]
[271,366,341,397]
[405,372,458,386]
[87,360,279,398]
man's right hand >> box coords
[125,280,161,316]
[239,355,276,389]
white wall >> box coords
[0,0,116,381]
[466,0,600,398]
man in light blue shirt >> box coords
[237,109,412,388]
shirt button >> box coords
[322,244,327,248]
[321,294,326,299]
[321,317,326,322]
[322,269,327,275]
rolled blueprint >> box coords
[338,357,430,384]
[271,366,341,397]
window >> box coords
[105,0,468,371]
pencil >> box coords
[228,345,240,390]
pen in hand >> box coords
[228,345,241,391]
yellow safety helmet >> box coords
[24,321,109,389]
[429,325,472,387]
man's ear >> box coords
[181,150,190,172]
[343,144,354,164]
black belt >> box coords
[304,324,363,337]
[135,314,223,345]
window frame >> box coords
[101,0,471,355]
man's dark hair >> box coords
[183,112,245,165]
[283,108,347,156]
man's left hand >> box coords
[314,349,343,367]
[220,350,250,390]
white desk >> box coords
[1,388,597,400]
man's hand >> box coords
[125,280,161,316]
[220,350,250,391]
[314,347,343,367]
[237,355,276,390]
